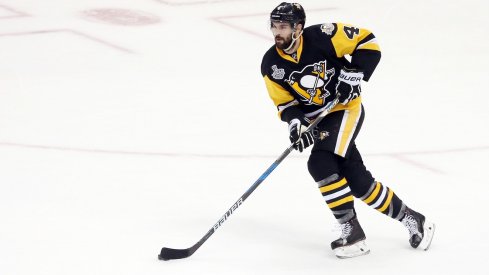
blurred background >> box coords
[0,0,488,274]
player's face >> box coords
[270,21,294,50]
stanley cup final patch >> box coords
[271,65,285,80]
[320,23,335,35]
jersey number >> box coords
[343,26,360,39]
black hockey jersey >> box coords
[261,23,381,121]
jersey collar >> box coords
[276,36,303,64]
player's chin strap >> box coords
[284,29,303,53]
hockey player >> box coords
[261,2,435,258]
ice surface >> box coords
[1,0,488,274]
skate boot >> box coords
[331,217,370,258]
[401,207,435,250]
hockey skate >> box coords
[401,208,435,250]
[331,217,370,259]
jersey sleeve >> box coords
[330,23,381,81]
[263,75,299,119]
[261,51,301,120]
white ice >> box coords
[0,0,488,274]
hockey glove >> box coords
[336,68,364,105]
[288,117,315,152]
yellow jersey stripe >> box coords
[335,103,362,156]
[264,75,295,108]
[357,42,380,51]
[331,23,374,57]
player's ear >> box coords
[295,23,304,32]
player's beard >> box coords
[274,34,293,50]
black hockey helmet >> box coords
[270,2,306,27]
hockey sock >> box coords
[360,181,406,220]
[317,174,355,223]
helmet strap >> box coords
[284,28,303,53]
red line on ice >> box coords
[0,29,134,53]
[0,4,30,19]
[1,141,487,160]
[155,0,242,6]
[210,7,337,41]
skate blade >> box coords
[333,240,370,259]
[419,220,435,251]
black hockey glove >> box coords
[336,68,364,105]
[288,117,315,152]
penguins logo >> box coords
[285,60,335,106]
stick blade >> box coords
[158,247,192,261]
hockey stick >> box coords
[158,96,340,261]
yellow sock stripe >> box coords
[319,178,347,193]
[327,195,354,209]
[363,182,381,204]
[378,189,394,212]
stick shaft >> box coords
[159,96,339,260]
